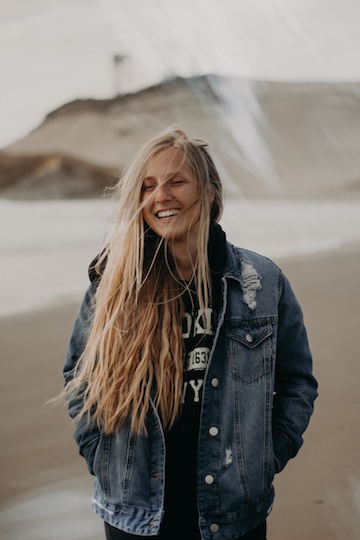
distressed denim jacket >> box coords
[63,243,318,539]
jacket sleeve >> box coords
[63,284,100,475]
[272,272,318,473]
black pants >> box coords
[105,520,266,540]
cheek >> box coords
[142,207,151,224]
[183,186,199,208]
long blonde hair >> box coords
[66,127,223,435]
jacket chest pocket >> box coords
[226,319,274,383]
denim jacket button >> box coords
[209,426,219,437]
[205,474,215,485]
[245,333,253,343]
[210,523,220,533]
[211,378,219,388]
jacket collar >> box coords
[223,242,244,284]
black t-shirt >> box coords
[160,225,227,539]
[160,284,216,538]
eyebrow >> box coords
[143,171,184,183]
[143,176,156,182]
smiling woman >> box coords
[61,126,317,540]
[142,149,200,235]
[141,148,206,279]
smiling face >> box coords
[141,148,201,246]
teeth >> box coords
[157,209,179,218]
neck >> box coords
[170,239,198,281]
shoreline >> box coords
[2,197,360,319]
[1,243,360,539]
[2,236,360,322]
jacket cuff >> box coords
[80,436,101,476]
[273,432,294,473]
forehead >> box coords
[145,148,193,178]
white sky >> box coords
[1,0,360,148]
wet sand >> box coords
[1,243,360,539]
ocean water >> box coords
[2,197,360,317]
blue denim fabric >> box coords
[63,243,318,540]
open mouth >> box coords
[156,209,180,219]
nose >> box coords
[155,183,172,202]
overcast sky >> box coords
[1,0,360,148]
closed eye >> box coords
[142,183,156,192]
[170,178,185,185]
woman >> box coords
[63,127,317,540]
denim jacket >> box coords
[64,243,318,539]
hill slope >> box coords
[2,75,360,199]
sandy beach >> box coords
[1,240,359,539]
[1,73,360,539]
